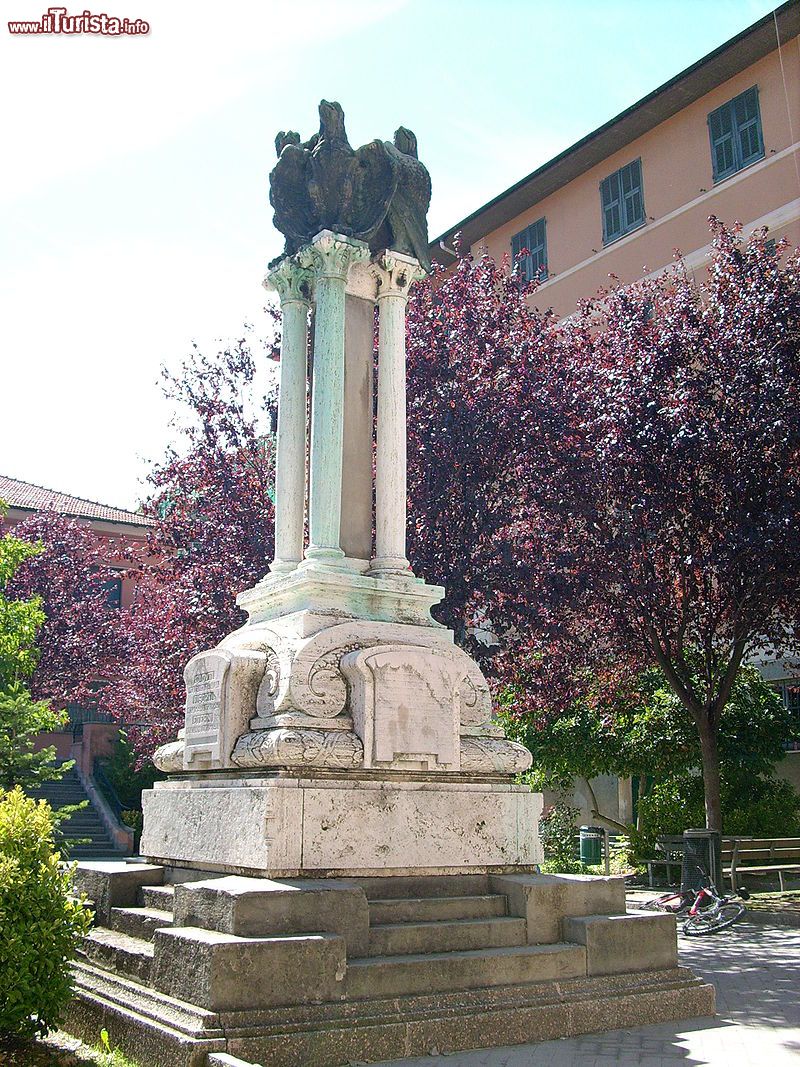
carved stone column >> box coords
[369,252,425,576]
[265,257,312,574]
[300,232,370,563]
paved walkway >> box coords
[377,920,800,1066]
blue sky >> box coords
[0,0,780,509]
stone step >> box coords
[369,894,507,925]
[368,915,527,956]
[110,906,175,941]
[79,927,154,984]
[140,885,176,911]
[356,874,491,900]
[346,942,587,999]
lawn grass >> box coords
[0,1030,138,1066]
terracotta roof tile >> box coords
[0,474,154,528]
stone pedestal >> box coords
[141,776,541,877]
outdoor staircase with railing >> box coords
[28,760,120,857]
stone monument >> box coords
[140,98,536,878]
[67,101,715,1067]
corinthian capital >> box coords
[264,257,313,305]
[370,251,426,300]
[298,231,370,281]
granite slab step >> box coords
[368,915,527,956]
[140,884,176,910]
[369,894,507,924]
[346,941,587,999]
[110,906,175,941]
[79,927,154,983]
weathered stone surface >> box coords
[172,875,370,956]
[141,778,542,876]
[230,727,363,770]
[342,644,461,771]
[151,927,346,1011]
[72,861,164,924]
[367,915,527,956]
[489,871,626,944]
[345,942,587,998]
[563,910,678,976]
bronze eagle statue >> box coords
[269,100,431,270]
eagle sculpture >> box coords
[269,101,431,270]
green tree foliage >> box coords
[505,666,793,792]
[502,664,799,845]
[0,788,91,1042]
[0,510,69,791]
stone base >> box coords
[140,774,543,876]
[65,865,715,1067]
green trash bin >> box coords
[579,825,604,866]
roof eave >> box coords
[430,0,800,262]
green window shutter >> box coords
[528,217,547,281]
[708,86,764,181]
[735,86,764,167]
[511,218,547,282]
[709,101,735,180]
[601,160,643,244]
[601,171,622,243]
[620,159,644,230]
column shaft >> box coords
[300,233,370,563]
[265,259,311,576]
[373,291,410,572]
[308,272,346,557]
[370,253,425,576]
[271,297,309,571]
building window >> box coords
[778,681,800,752]
[101,574,123,609]
[600,159,645,245]
[708,86,764,182]
[511,218,547,282]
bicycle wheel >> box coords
[682,901,746,936]
[641,895,685,914]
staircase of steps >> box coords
[346,880,586,997]
[79,883,176,986]
[27,761,119,857]
[79,877,588,1001]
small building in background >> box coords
[0,473,155,855]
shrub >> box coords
[540,858,589,875]
[722,775,800,838]
[635,772,800,855]
[538,801,580,868]
[0,787,91,1043]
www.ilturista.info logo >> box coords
[8,7,149,34]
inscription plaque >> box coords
[183,650,232,768]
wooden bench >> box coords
[724,837,800,893]
[645,835,685,888]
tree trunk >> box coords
[697,719,722,831]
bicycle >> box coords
[639,865,748,935]
[681,874,747,936]
[640,888,695,915]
